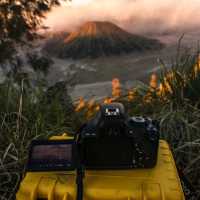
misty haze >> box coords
[1,0,200,102]
[38,0,200,101]
[2,0,200,199]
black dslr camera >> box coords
[77,103,159,169]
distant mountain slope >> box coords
[43,31,69,56]
[45,21,164,59]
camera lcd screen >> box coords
[27,140,76,171]
[31,144,72,161]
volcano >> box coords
[47,21,163,59]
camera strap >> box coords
[76,165,85,200]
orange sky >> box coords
[45,0,200,35]
[69,0,93,6]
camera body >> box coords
[78,103,159,169]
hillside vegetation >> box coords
[0,48,200,199]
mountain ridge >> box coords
[45,21,164,59]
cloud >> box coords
[45,0,200,36]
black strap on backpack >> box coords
[75,130,85,200]
[76,165,84,200]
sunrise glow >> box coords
[70,0,93,6]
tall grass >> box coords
[75,47,200,195]
[0,77,80,200]
[125,48,200,194]
[1,46,200,199]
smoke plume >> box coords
[45,0,200,37]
